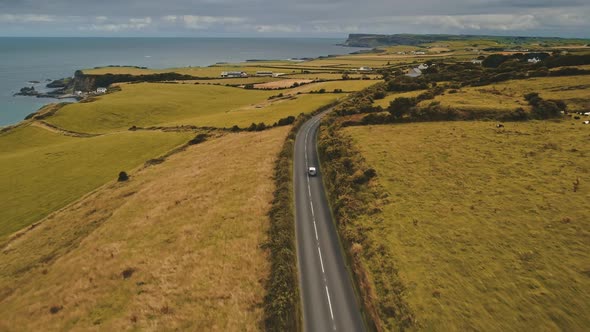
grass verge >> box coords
[318,116,415,331]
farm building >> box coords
[96,87,107,94]
[221,71,248,78]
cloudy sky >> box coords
[1,0,589,38]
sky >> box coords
[1,0,589,38]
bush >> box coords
[188,133,208,145]
[256,122,267,131]
[373,91,386,99]
[277,115,296,126]
[388,97,417,119]
[118,171,129,182]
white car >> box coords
[308,167,317,176]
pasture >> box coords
[0,124,192,243]
[344,121,590,330]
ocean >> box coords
[0,37,362,126]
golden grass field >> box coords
[46,83,341,133]
[0,127,288,331]
[344,121,590,330]
[0,124,192,243]
[423,75,590,112]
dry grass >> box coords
[0,124,192,242]
[432,75,590,112]
[0,127,289,331]
[253,79,313,89]
[344,121,590,330]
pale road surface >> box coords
[294,112,366,332]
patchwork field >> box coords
[0,127,288,331]
[0,124,192,243]
[294,79,380,93]
[46,83,341,133]
[430,75,590,112]
[344,121,590,330]
[284,73,381,80]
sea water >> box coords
[0,37,362,126]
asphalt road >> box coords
[294,113,365,332]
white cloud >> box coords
[81,17,153,32]
[410,14,539,31]
[129,17,152,24]
[162,15,178,23]
[95,16,108,22]
[253,24,301,33]
[182,15,247,29]
[0,14,56,23]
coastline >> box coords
[1,37,366,128]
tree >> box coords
[118,171,129,182]
[388,97,417,119]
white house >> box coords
[412,51,426,55]
[96,87,107,94]
[471,59,483,65]
[405,68,422,78]
[527,57,541,64]
[417,63,429,70]
[358,66,373,72]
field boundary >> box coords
[318,116,416,331]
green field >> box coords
[47,83,341,133]
[0,124,192,242]
[344,121,590,330]
[47,84,275,133]
[193,93,341,128]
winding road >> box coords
[294,113,365,332]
